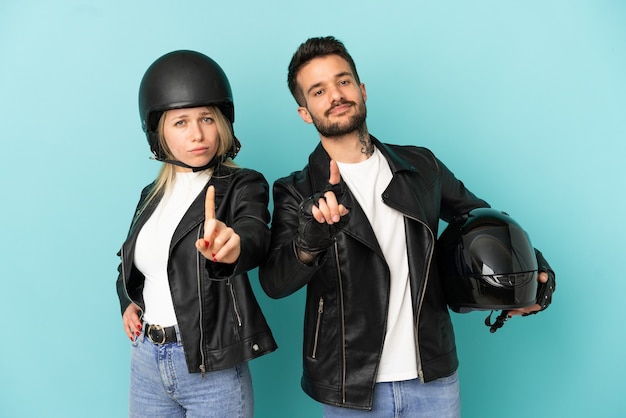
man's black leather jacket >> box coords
[116,166,277,374]
[259,136,554,410]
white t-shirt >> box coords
[337,148,418,382]
[134,170,211,326]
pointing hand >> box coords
[195,185,241,264]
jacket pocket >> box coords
[311,297,324,359]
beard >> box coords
[310,100,367,138]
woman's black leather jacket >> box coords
[116,165,277,374]
[259,136,554,410]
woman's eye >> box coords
[202,117,214,123]
[174,120,185,126]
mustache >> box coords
[325,100,355,116]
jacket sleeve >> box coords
[432,152,491,222]
[115,255,144,316]
[532,249,556,312]
[115,250,131,315]
[206,169,271,279]
[432,150,557,313]
[259,178,321,299]
[114,184,153,317]
[115,256,131,316]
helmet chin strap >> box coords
[485,310,509,333]
[155,153,222,172]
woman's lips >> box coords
[190,146,209,154]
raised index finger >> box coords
[205,185,216,220]
[329,160,341,185]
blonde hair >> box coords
[137,106,238,217]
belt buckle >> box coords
[147,324,166,344]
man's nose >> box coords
[328,85,344,102]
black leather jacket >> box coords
[259,136,553,410]
[116,165,277,374]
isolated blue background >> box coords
[1,1,624,417]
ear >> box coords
[360,83,367,102]
[297,106,313,124]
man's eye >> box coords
[314,89,324,96]
[339,80,350,86]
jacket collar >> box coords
[126,165,235,248]
[306,134,424,254]
[307,134,429,226]
[307,135,417,185]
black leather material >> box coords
[117,165,277,374]
[261,136,554,410]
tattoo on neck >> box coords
[358,126,374,157]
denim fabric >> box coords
[323,372,461,418]
[129,327,253,418]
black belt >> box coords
[145,324,178,344]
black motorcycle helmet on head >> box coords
[138,50,240,171]
[437,208,539,331]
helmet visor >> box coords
[459,224,538,308]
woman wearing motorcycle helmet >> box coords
[115,50,276,417]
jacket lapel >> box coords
[307,136,434,255]
[171,180,211,248]
[308,142,382,256]
[375,140,429,223]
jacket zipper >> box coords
[332,242,348,404]
[311,297,324,359]
[228,279,243,327]
[196,226,207,376]
[403,214,435,383]
[380,192,435,383]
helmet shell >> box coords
[437,208,538,313]
[138,50,234,158]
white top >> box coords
[337,148,418,382]
[134,170,212,326]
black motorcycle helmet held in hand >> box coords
[437,208,538,314]
[138,50,240,170]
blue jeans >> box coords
[323,373,461,418]
[129,326,253,418]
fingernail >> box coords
[130,336,134,341]
[205,240,210,246]
[136,331,141,336]
[213,257,217,262]
[137,324,142,330]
